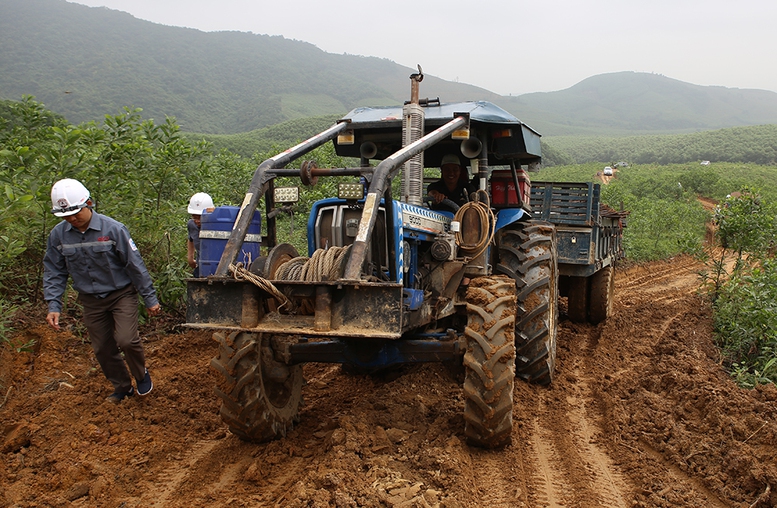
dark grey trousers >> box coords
[79,285,146,393]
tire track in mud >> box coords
[563,355,631,508]
[148,439,218,506]
[513,360,632,508]
[144,438,254,507]
[520,410,565,508]
[509,256,716,508]
[528,384,631,506]
[148,365,348,506]
[466,448,525,507]
[636,439,730,508]
[617,256,699,290]
[571,259,735,508]
[257,456,314,506]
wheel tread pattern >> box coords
[589,266,615,324]
[210,331,303,443]
[463,277,516,449]
[495,222,559,385]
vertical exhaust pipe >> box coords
[401,66,425,206]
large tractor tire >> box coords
[588,265,615,324]
[210,331,303,442]
[566,276,589,323]
[495,221,559,385]
[463,276,516,449]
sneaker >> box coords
[137,369,153,396]
[106,387,134,404]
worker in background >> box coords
[427,154,475,210]
[187,192,214,277]
[43,178,160,403]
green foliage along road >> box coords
[0,97,348,317]
[710,192,777,387]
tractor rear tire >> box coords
[463,276,516,449]
[495,221,559,385]
[588,266,615,324]
[567,276,589,323]
[210,331,303,443]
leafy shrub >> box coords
[714,188,776,259]
[714,260,777,387]
[0,98,224,315]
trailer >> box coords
[530,181,627,323]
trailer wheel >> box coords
[210,331,303,443]
[588,266,615,324]
[567,276,589,323]
[463,275,516,448]
[495,221,559,385]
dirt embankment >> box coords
[2,255,776,507]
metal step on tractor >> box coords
[186,68,626,448]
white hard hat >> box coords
[188,192,214,214]
[51,178,91,217]
[441,154,461,167]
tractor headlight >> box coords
[274,186,299,204]
[338,183,364,200]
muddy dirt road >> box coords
[2,255,776,507]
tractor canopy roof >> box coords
[336,101,542,168]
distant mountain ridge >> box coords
[505,72,777,136]
[2,0,777,136]
[0,0,496,133]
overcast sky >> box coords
[70,0,776,96]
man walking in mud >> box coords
[43,178,161,403]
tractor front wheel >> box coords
[210,331,303,443]
[463,275,516,449]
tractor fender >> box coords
[494,208,527,231]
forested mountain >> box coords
[2,0,777,137]
[0,0,496,133]
[503,72,777,136]
[547,124,777,166]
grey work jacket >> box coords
[43,212,160,313]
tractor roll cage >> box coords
[215,114,472,279]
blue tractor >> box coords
[186,70,621,448]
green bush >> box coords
[0,97,355,316]
[714,259,777,387]
[0,98,224,313]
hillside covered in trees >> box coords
[3,0,777,137]
[546,124,777,166]
[0,0,494,134]
[502,72,777,136]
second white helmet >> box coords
[51,178,91,217]
[188,192,214,214]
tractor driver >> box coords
[427,154,475,210]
